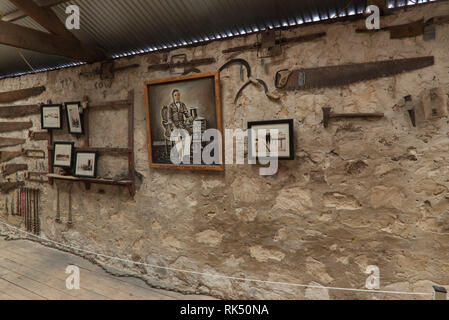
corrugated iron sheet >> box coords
[0,0,443,79]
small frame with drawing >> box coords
[248,119,295,161]
[74,151,98,178]
[41,104,63,130]
[53,142,74,168]
[65,101,84,135]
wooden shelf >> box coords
[47,91,136,197]
[48,174,133,195]
[48,146,131,154]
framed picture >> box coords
[144,71,224,171]
[248,119,295,161]
[41,104,63,130]
[65,102,84,134]
[74,151,98,178]
[53,142,74,168]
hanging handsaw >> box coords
[0,121,33,133]
[0,104,40,118]
[0,137,26,148]
[275,56,434,90]
[0,86,46,103]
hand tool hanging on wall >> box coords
[234,78,280,104]
[67,185,73,227]
[5,197,8,216]
[1,164,28,177]
[356,15,449,39]
[275,56,434,90]
[0,137,26,148]
[0,104,41,118]
[55,185,61,223]
[0,86,46,104]
[23,149,46,159]
[15,190,19,216]
[79,61,140,79]
[222,31,326,55]
[26,172,48,184]
[0,181,24,194]
[148,54,215,73]
[322,107,384,128]
[219,59,252,78]
[0,151,23,163]
[0,121,33,133]
[29,131,49,141]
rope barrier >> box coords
[0,221,435,297]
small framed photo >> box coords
[65,102,84,134]
[53,142,74,168]
[41,104,63,130]
[248,119,295,161]
[74,151,98,178]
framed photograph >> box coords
[53,142,74,168]
[144,71,224,171]
[65,102,84,134]
[41,104,63,130]
[248,119,295,161]
[74,151,98,178]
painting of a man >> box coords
[145,71,223,170]
[168,89,194,133]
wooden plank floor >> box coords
[0,238,215,300]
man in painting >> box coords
[167,89,194,159]
[167,89,194,133]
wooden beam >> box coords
[2,0,69,23]
[0,20,106,62]
[8,0,77,41]
[0,86,45,103]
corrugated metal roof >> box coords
[0,0,443,79]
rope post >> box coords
[433,286,447,300]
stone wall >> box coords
[1,2,448,299]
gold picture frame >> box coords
[144,71,224,171]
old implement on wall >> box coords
[0,137,26,148]
[223,31,326,56]
[29,131,49,141]
[1,164,27,177]
[322,107,384,128]
[275,56,434,90]
[356,15,449,40]
[148,54,215,73]
[0,181,24,194]
[0,104,40,118]
[79,61,140,79]
[0,86,46,103]
[0,151,22,163]
[0,121,33,133]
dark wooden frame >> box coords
[47,91,136,197]
[41,104,63,130]
[65,101,84,135]
[144,71,224,171]
[74,151,98,178]
[248,119,295,161]
[52,141,74,169]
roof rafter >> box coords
[2,0,69,22]
[0,19,106,62]
[8,0,78,40]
